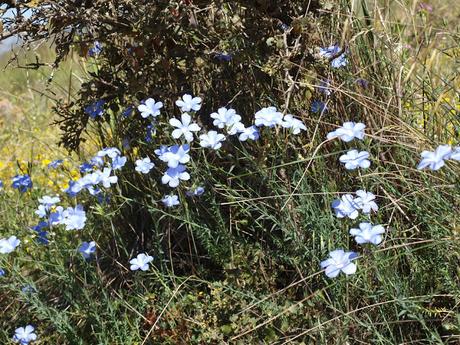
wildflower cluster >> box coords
[321,122,386,278]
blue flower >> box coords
[199,131,226,150]
[61,205,87,230]
[254,107,283,127]
[339,150,371,170]
[0,180,3,190]
[320,249,358,278]
[78,241,96,259]
[112,156,127,170]
[319,45,341,58]
[49,206,64,225]
[155,145,169,157]
[214,52,232,62]
[417,145,452,171]
[64,181,79,197]
[13,324,37,344]
[317,79,331,95]
[138,98,163,118]
[0,268,5,277]
[47,159,63,169]
[97,147,121,159]
[161,165,190,188]
[238,126,259,141]
[356,78,369,88]
[331,194,360,219]
[84,100,105,119]
[88,41,103,57]
[79,162,94,173]
[21,285,37,294]
[35,231,49,245]
[122,105,134,117]
[162,195,180,208]
[129,253,154,271]
[12,175,32,193]
[281,114,307,135]
[350,223,386,245]
[186,186,205,197]
[135,157,155,174]
[145,124,155,143]
[331,53,348,68]
[158,144,190,168]
[327,122,366,142]
[311,100,327,113]
[0,236,20,254]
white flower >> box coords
[170,113,201,142]
[238,126,260,141]
[417,144,452,170]
[175,94,202,112]
[138,98,163,118]
[320,249,358,278]
[339,150,371,170]
[162,194,180,207]
[135,157,155,174]
[210,107,241,129]
[161,165,190,188]
[327,122,366,142]
[159,145,190,168]
[449,146,460,161]
[354,190,378,214]
[281,114,307,134]
[199,131,226,150]
[254,107,283,127]
[350,222,385,245]
[0,236,20,254]
[331,194,360,219]
[38,195,60,206]
[129,253,154,271]
[13,325,37,344]
[35,205,48,218]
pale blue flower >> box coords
[339,150,371,170]
[112,156,127,170]
[129,253,154,271]
[254,106,283,127]
[88,41,102,57]
[159,144,190,168]
[319,45,341,59]
[0,268,5,277]
[354,190,378,214]
[227,121,245,135]
[162,195,180,207]
[161,165,190,188]
[186,186,205,197]
[238,126,259,141]
[417,144,452,170]
[450,146,460,161]
[96,168,118,188]
[327,122,366,142]
[97,147,121,159]
[48,159,63,169]
[210,107,241,129]
[175,94,202,112]
[199,131,226,150]
[78,241,96,259]
[62,205,86,230]
[155,145,169,157]
[13,325,37,344]
[350,223,385,245]
[0,236,20,254]
[38,195,60,207]
[90,156,104,167]
[170,113,201,142]
[135,157,155,174]
[320,249,357,278]
[331,53,348,68]
[138,98,163,118]
[35,205,48,218]
[331,194,360,219]
[281,114,307,134]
